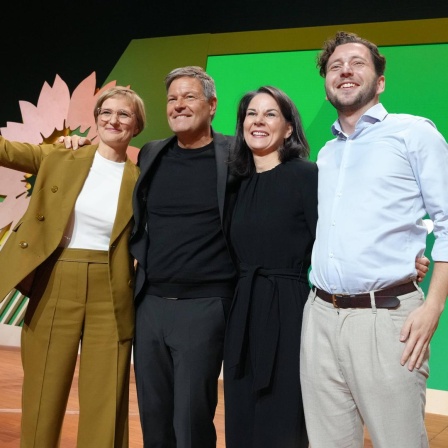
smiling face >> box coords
[325,42,385,117]
[243,93,292,160]
[166,76,217,147]
[96,96,139,149]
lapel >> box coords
[60,147,138,245]
[110,159,139,244]
[133,133,230,225]
[213,130,230,222]
[137,136,176,183]
[133,136,175,227]
[58,145,98,220]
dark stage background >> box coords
[1,0,448,128]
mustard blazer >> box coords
[0,137,139,341]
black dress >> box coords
[224,158,318,448]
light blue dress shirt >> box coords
[310,103,448,294]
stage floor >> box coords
[1,346,447,447]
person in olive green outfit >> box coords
[0,86,145,448]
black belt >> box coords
[314,281,417,309]
[225,263,308,392]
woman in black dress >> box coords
[224,86,318,448]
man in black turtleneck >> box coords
[130,66,237,448]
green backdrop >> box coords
[206,44,448,390]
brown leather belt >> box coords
[314,281,417,309]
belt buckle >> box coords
[331,294,340,308]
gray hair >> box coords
[164,66,216,100]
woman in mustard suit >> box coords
[0,86,145,448]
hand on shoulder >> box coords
[57,136,91,150]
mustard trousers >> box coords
[20,248,132,448]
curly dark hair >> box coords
[317,31,386,78]
[229,86,310,178]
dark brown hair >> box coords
[229,86,310,178]
[317,31,386,78]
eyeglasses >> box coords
[97,108,135,124]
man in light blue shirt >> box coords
[300,31,448,448]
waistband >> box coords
[144,281,235,299]
[314,281,417,309]
[56,247,109,264]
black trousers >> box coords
[134,294,231,448]
[224,279,309,448]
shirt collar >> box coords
[331,103,388,138]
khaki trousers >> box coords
[21,248,132,448]
[300,286,429,448]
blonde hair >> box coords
[94,86,146,135]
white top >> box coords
[310,103,448,294]
[61,151,125,250]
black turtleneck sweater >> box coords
[145,140,235,298]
